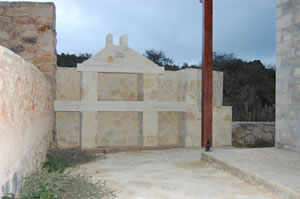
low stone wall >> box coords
[0,46,53,197]
[232,122,275,147]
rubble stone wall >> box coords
[0,2,56,79]
[232,122,275,147]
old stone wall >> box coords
[276,0,300,152]
[232,122,275,147]
[0,2,56,79]
[0,47,53,197]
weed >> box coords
[2,149,114,199]
[20,171,116,199]
[43,148,104,173]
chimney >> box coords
[106,33,113,47]
[120,34,128,48]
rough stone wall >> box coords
[276,0,300,152]
[0,47,53,197]
[232,122,275,147]
[0,2,56,78]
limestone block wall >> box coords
[98,73,139,146]
[56,68,80,148]
[276,0,300,152]
[0,47,53,197]
[0,2,56,78]
[232,122,275,147]
[56,67,231,148]
[177,69,231,147]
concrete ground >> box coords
[68,148,276,199]
[202,147,300,199]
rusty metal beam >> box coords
[201,0,213,147]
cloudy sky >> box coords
[8,0,276,66]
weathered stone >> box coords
[245,135,255,144]
[0,16,11,23]
[0,8,4,15]
[22,36,37,44]
[14,17,37,25]
[0,46,53,197]
[253,128,263,139]
[0,1,56,82]
[232,122,275,147]
[10,45,24,54]
[238,139,245,144]
[0,31,9,40]
[6,7,29,16]
[263,133,273,142]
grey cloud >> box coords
[3,0,276,65]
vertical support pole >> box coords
[201,0,213,147]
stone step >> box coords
[201,148,300,199]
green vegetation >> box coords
[2,149,115,199]
[21,171,116,199]
[57,53,91,67]
[43,148,103,173]
[212,52,275,121]
[246,141,275,148]
[56,50,275,121]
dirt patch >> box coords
[171,160,207,169]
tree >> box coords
[57,53,92,67]
[144,49,179,71]
[212,52,275,121]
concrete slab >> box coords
[201,147,300,199]
[68,148,275,199]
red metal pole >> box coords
[201,0,213,147]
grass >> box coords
[2,148,116,199]
[21,171,116,199]
[246,141,274,148]
[43,148,104,173]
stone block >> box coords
[143,136,158,147]
[97,112,139,146]
[213,106,232,147]
[142,111,158,147]
[98,73,137,101]
[143,74,159,100]
[158,112,179,145]
[81,112,98,150]
[81,72,97,100]
[56,112,80,149]
[56,68,81,100]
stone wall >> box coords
[56,67,232,148]
[0,2,56,79]
[276,0,300,152]
[0,47,53,197]
[232,122,275,147]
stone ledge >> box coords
[201,148,300,199]
[77,64,165,74]
[54,100,188,112]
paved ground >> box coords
[69,148,276,199]
[202,147,300,199]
